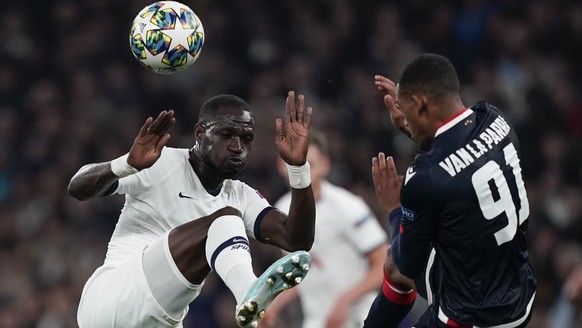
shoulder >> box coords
[471,101,504,116]
[225,179,266,199]
[142,147,190,182]
[401,157,437,201]
[160,147,189,161]
[471,102,515,131]
[150,147,189,168]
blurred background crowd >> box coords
[0,0,581,327]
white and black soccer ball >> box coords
[129,1,204,74]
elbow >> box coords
[67,179,89,201]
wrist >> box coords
[110,154,139,178]
[286,162,311,189]
[388,207,402,225]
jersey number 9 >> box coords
[471,143,530,246]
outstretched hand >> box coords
[371,153,403,213]
[127,110,175,170]
[275,91,313,166]
[374,75,412,138]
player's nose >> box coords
[229,137,243,153]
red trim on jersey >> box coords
[381,270,417,305]
[399,224,404,234]
[439,108,468,128]
[444,319,471,328]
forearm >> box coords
[285,186,316,250]
[67,162,119,200]
[388,208,430,279]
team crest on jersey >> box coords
[401,207,415,221]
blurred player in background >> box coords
[260,130,388,328]
[68,92,316,328]
[364,54,537,327]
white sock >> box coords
[205,215,257,304]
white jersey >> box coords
[275,181,387,328]
[105,147,270,265]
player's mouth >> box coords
[226,157,244,166]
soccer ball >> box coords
[129,1,205,74]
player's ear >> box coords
[194,123,205,143]
[412,94,428,116]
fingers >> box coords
[296,94,304,123]
[286,91,295,123]
[155,133,171,153]
[386,155,399,182]
[374,75,396,96]
[139,117,154,137]
[378,152,388,182]
[371,156,380,187]
[283,91,311,127]
[372,153,390,191]
[161,113,175,132]
[303,106,313,128]
[147,110,175,135]
[275,118,283,136]
[372,153,398,186]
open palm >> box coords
[127,110,175,170]
[275,91,313,166]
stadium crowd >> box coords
[0,0,581,327]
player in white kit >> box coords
[261,130,388,328]
[68,92,316,328]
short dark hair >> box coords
[398,53,460,99]
[198,94,252,124]
[309,129,329,157]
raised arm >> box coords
[260,91,315,251]
[67,110,175,200]
[374,75,412,138]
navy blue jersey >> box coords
[394,102,536,325]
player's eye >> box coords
[242,135,254,143]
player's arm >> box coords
[372,154,435,279]
[259,91,315,251]
[67,110,175,201]
[364,154,422,328]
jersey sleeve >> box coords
[240,184,272,240]
[114,165,154,196]
[339,197,387,254]
[114,148,174,196]
[392,166,438,278]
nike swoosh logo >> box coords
[232,237,248,244]
[404,166,416,186]
[178,192,194,199]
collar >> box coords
[434,108,473,137]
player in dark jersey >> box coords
[364,53,536,327]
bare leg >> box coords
[168,206,243,284]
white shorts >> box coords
[77,233,203,328]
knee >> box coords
[384,246,415,290]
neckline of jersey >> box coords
[434,108,473,137]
